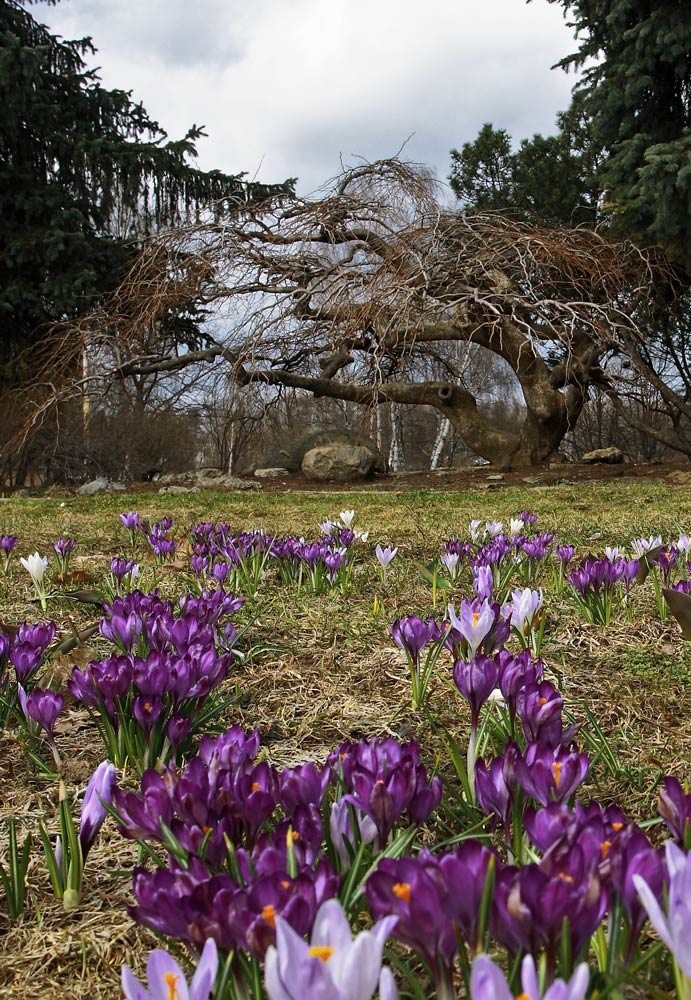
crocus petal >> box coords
[311,897,352,950]
[328,932,383,1000]
[520,955,540,999]
[189,939,218,1000]
[632,874,675,953]
[264,946,293,1000]
[274,916,333,1000]
[121,965,151,1000]
[564,964,591,1000]
[146,949,190,1000]
[470,954,513,1000]
[378,967,399,1000]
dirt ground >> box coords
[232,459,691,493]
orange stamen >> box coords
[472,612,479,627]
[601,840,612,859]
[552,761,563,788]
[393,881,411,903]
[612,822,623,832]
[558,872,573,883]
[251,781,261,792]
[262,904,277,928]
[164,972,181,1000]
[309,945,334,963]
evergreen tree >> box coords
[449,104,600,227]
[0,0,293,379]
[546,0,691,274]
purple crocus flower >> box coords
[473,565,494,601]
[475,747,520,842]
[391,616,441,668]
[498,649,544,717]
[633,840,691,977]
[453,654,500,732]
[366,851,457,994]
[23,686,64,739]
[508,588,543,633]
[0,534,18,573]
[609,825,666,956]
[120,512,141,531]
[122,938,218,1000]
[329,796,378,868]
[516,681,579,748]
[264,899,398,1000]
[375,543,398,571]
[79,761,117,860]
[470,953,589,1000]
[556,544,575,565]
[515,744,589,806]
[658,775,691,845]
[447,599,505,660]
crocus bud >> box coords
[79,761,116,860]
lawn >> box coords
[1,480,691,999]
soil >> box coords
[244,460,691,493]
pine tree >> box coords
[0,0,293,380]
[546,0,691,274]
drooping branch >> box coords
[19,157,664,466]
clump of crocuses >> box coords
[68,588,244,769]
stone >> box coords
[197,468,225,480]
[77,477,125,495]
[486,473,505,482]
[581,447,624,465]
[158,485,200,495]
[302,444,377,482]
[254,467,289,479]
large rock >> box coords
[78,477,126,495]
[254,467,289,479]
[302,444,377,482]
[581,447,624,465]
[255,428,383,474]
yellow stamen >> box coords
[612,822,623,832]
[280,879,290,889]
[552,761,563,788]
[515,994,531,1000]
[164,972,181,1000]
[558,872,573,883]
[472,612,479,627]
[262,904,277,928]
[601,840,612,859]
[393,881,411,903]
[539,697,547,707]
[144,702,152,711]
[309,945,335,963]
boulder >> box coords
[581,447,624,465]
[254,467,289,479]
[302,444,377,482]
[78,477,126,495]
[158,485,200,495]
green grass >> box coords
[1,480,691,998]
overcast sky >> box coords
[39,0,579,196]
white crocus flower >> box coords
[339,509,356,528]
[20,552,49,609]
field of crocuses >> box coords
[2,482,691,1000]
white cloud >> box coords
[41,0,577,193]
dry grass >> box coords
[1,478,690,997]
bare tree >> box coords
[22,159,661,467]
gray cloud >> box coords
[41,0,578,194]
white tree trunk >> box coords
[388,403,403,472]
[430,417,451,470]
